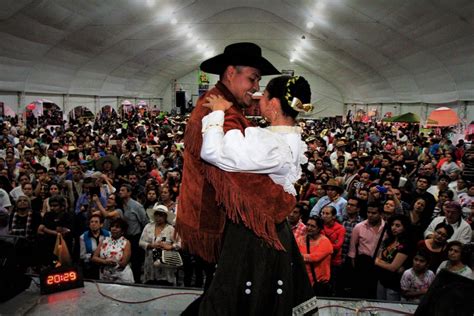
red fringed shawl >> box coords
[176,82,296,263]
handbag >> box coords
[153,249,183,268]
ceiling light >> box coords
[171,18,178,25]
[306,21,314,29]
[204,51,215,58]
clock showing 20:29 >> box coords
[46,271,78,285]
[40,266,84,294]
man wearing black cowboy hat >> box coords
[178,43,317,315]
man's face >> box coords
[226,66,261,107]
[346,199,359,215]
[57,164,66,173]
[138,162,147,173]
[422,164,434,176]
[17,197,29,209]
[49,202,62,213]
[326,187,337,199]
[287,207,302,225]
[19,175,29,185]
[367,208,381,225]
[444,206,460,224]
[72,168,82,181]
[416,178,430,191]
[119,187,130,199]
[129,175,138,185]
[346,161,355,172]
[89,217,102,232]
[35,169,44,179]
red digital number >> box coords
[69,272,77,281]
[45,270,78,287]
[53,274,61,283]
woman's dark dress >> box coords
[191,220,318,316]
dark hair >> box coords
[307,215,324,229]
[414,249,431,263]
[347,197,361,208]
[446,241,470,265]
[434,222,454,239]
[385,214,411,243]
[417,175,431,184]
[265,76,311,119]
[89,213,104,224]
[322,205,337,216]
[347,159,357,165]
[120,183,132,193]
[109,217,128,233]
[49,195,67,208]
[438,174,450,182]
[438,189,454,200]
[367,202,382,213]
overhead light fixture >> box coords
[204,51,215,58]
[306,21,314,29]
[171,18,178,25]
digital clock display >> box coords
[46,271,78,285]
[40,266,84,294]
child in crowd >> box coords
[400,250,435,302]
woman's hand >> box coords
[203,94,232,112]
[104,258,116,266]
[161,243,174,251]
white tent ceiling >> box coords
[1,0,474,104]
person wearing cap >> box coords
[177,43,316,316]
[424,201,472,244]
[309,178,347,220]
[139,205,180,285]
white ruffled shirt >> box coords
[200,111,307,196]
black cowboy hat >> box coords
[200,42,280,76]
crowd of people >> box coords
[0,88,473,304]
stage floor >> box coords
[0,279,418,315]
